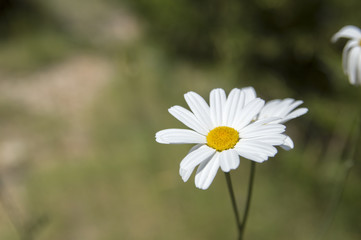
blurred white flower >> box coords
[156,88,286,190]
[332,25,361,85]
[242,87,308,151]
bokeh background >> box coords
[0,0,360,239]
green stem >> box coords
[240,161,256,240]
[224,172,242,239]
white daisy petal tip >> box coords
[241,86,257,104]
[195,155,220,190]
[259,97,308,124]
[219,150,240,172]
[155,129,206,144]
[210,88,226,127]
[184,90,213,130]
[280,136,294,151]
[180,168,192,182]
[155,131,168,144]
[332,25,361,43]
[332,25,361,86]
[168,105,209,135]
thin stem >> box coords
[224,172,242,239]
[239,161,256,240]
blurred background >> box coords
[0,0,360,239]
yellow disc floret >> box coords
[206,126,239,152]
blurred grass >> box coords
[0,0,360,239]
[0,30,76,74]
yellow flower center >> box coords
[206,126,239,152]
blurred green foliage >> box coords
[120,0,361,94]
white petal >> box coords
[280,108,308,123]
[289,100,304,109]
[235,139,278,157]
[247,134,287,145]
[188,144,202,153]
[240,113,284,128]
[232,98,265,130]
[342,40,358,74]
[259,99,282,119]
[283,100,304,115]
[280,136,294,151]
[223,88,245,126]
[156,129,206,144]
[347,47,360,85]
[278,99,302,116]
[357,51,361,85]
[184,91,213,130]
[210,88,226,127]
[240,122,285,139]
[268,98,294,117]
[332,25,361,42]
[179,145,215,182]
[248,116,282,125]
[260,99,307,124]
[241,86,257,104]
[168,106,209,135]
[235,150,268,163]
[195,153,220,190]
[219,149,240,172]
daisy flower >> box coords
[156,88,287,190]
[332,25,361,85]
[242,87,308,150]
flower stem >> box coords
[224,172,242,239]
[239,161,256,240]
